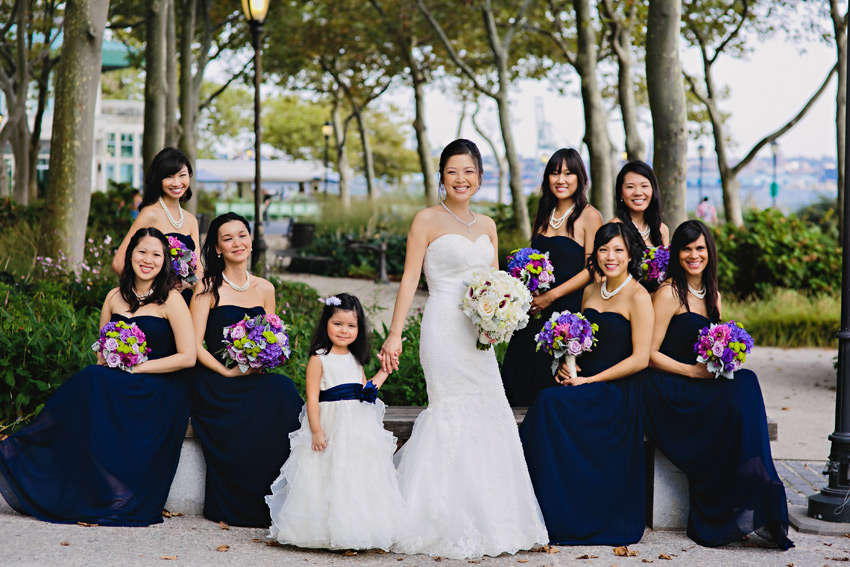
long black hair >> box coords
[119,227,174,312]
[586,222,644,280]
[309,293,370,367]
[615,160,664,247]
[438,139,483,189]
[668,220,720,322]
[140,147,194,210]
[199,212,252,308]
[532,148,589,238]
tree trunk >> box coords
[143,0,167,174]
[411,64,437,205]
[615,25,645,161]
[832,0,846,239]
[0,126,9,197]
[165,0,179,148]
[471,103,507,205]
[11,0,29,204]
[40,0,109,267]
[11,121,29,204]
[574,0,613,220]
[646,0,688,229]
[331,93,352,207]
[27,57,55,202]
[496,90,531,239]
[353,109,377,201]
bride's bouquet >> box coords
[534,311,598,376]
[221,313,292,373]
[506,247,555,294]
[461,267,533,351]
[694,320,754,379]
[639,245,670,290]
[167,235,198,284]
[91,320,151,372]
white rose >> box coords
[477,297,498,320]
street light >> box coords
[322,121,332,194]
[242,0,270,276]
[807,14,850,524]
[697,144,705,203]
[769,140,779,209]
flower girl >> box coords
[266,293,407,550]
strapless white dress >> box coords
[393,233,548,559]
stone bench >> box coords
[165,408,777,530]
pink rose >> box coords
[265,314,282,328]
[711,342,725,358]
[104,338,119,352]
[567,340,583,356]
[230,325,246,340]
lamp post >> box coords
[808,14,850,523]
[242,0,270,277]
[322,121,332,194]
[697,144,705,203]
[770,140,779,209]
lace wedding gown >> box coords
[393,233,548,559]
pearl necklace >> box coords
[133,287,153,300]
[440,201,476,233]
[688,283,707,299]
[159,197,185,230]
[632,220,651,240]
[222,271,250,292]
[549,203,576,230]
[600,274,633,300]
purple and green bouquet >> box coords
[167,235,198,284]
[640,245,670,286]
[506,247,556,298]
[534,310,598,376]
[694,320,754,379]
[91,320,150,372]
[221,313,291,373]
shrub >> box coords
[711,208,840,298]
[270,277,324,396]
[292,228,408,279]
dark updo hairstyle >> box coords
[140,147,194,210]
[309,293,370,367]
[667,220,720,321]
[438,139,483,190]
[200,212,252,308]
[615,160,664,247]
[119,227,174,312]
[586,222,644,280]
[532,148,589,239]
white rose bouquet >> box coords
[461,267,533,351]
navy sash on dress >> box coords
[319,381,378,403]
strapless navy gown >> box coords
[191,305,303,527]
[520,308,645,545]
[501,235,586,407]
[0,315,191,526]
[166,232,195,305]
[640,313,793,549]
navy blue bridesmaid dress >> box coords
[166,232,196,306]
[520,308,645,545]
[501,235,586,407]
[0,315,191,526]
[640,312,793,549]
[191,305,303,527]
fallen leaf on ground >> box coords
[265,540,284,547]
[434,557,442,562]
[162,510,183,518]
[642,560,654,564]
[614,546,639,557]
[216,545,230,552]
[396,559,403,562]
[825,543,834,546]
[343,550,357,556]
[60,541,70,546]
[161,556,177,561]
[545,545,560,553]
[782,407,791,411]
[829,558,850,562]
[252,538,263,543]
[376,550,387,554]
[518,560,529,564]
[468,561,482,564]
[76,522,98,527]
[218,521,230,530]
[659,554,672,560]
[577,554,599,559]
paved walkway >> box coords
[0,271,846,566]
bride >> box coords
[380,139,548,559]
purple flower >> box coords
[106,353,121,368]
[567,340,583,356]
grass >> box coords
[723,288,838,348]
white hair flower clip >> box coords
[325,296,342,306]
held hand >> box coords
[96,353,107,366]
[691,362,715,380]
[379,336,402,373]
[311,431,327,452]
[555,360,584,385]
[530,292,554,316]
[225,365,259,378]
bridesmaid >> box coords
[112,147,201,304]
[190,212,304,527]
[639,220,793,549]
[501,149,602,407]
[0,228,195,526]
[520,222,653,545]
[610,161,669,248]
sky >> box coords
[382,29,839,163]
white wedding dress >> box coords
[393,233,548,559]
